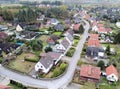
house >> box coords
[65,33,74,45]
[16,31,39,41]
[0,25,8,31]
[86,34,105,59]
[80,65,101,83]
[40,52,63,65]
[35,55,54,73]
[86,47,104,59]
[50,18,59,25]
[73,24,81,32]
[98,27,112,34]
[64,29,74,37]
[46,35,58,45]
[0,85,13,89]
[54,24,64,31]
[0,43,20,55]
[88,39,100,47]
[37,15,45,21]
[74,17,81,24]
[53,38,70,54]
[0,16,4,22]
[16,24,24,32]
[106,65,118,82]
[0,32,8,40]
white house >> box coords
[35,56,54,74]
[106,65,118,82]
[16,24,24,32]
[92,25,98,32]
[53,44,66,53]
[53,38,70,54]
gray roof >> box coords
[86,47,104,57]
[54,24,64,31]
[67,33,74,42]
[61,38,70,49]
[40,56,54,69]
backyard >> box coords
[7,53,37,74]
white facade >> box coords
[107,73,118,82]
[92,25,98,32]
[53,44,66,53]
[35,62,53,74]
[16,24,23,32]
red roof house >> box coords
[88,39,100,47]
[0,85,13,89]
[89,34,99,40]
[0,32,8,39]
[73,24,81,31]
[46,35,58,45]
[80,65,101,83]
[106,65,118,82]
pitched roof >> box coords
[89,34,99,40]
[88,39,100,47]
[106,65,118,77]
[98,27,112,33]
[80,65,101,80]
[73,24,81,30]
[67,29,74,36]
[40,55,54,69]
[61,38,70,49]
[0,85,13,89]
[97,23,104,28]
[0,32,8,39]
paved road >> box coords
[0,20,90,89]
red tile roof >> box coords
[85,14,90,20]
[88,39,100,47]
[80,65,101,80]
[0,32,8,39]
[97,23,104,28]
[98,27,112,33]
[89,34,99,40]
[106,65,118,77]
[92,20,97,26]
[0,85,13,89]
[73,24,81,30]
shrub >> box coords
[25,58,39,62]
[66,48,75,57]
[97,60,105,70]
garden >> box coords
[66,47,76,57]
[7,53,38,74]
[38,62,68,78]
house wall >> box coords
[35,62,53,74]
[80,76,99,83]
[107,73,118,82]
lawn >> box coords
[8,83,20,89]
[66,47,76,57]
[73,39,79,47]
[38,35,50,42]
[8,53,36,74]
[53,32,63,36]
[99,84,117,89]
[80,82,96,89]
